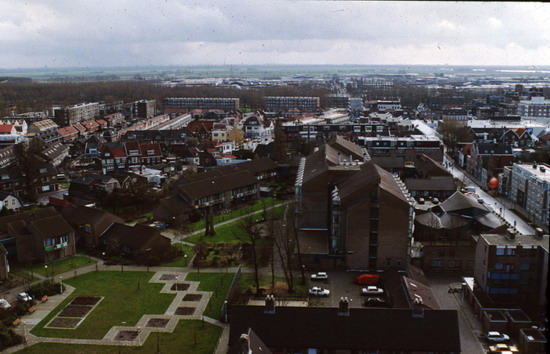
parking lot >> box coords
[307,270,408,309]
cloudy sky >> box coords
[1,0,549,68]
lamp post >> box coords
[59,276,63,294]
[44,264,49,280]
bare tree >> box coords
[241,208,261,294]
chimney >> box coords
[238,333,250,354]
[338,152,341,165]
[349,154,353,164]
[535,228,544,240]
[264,295,275,314]
[338,297,350,316]
[506,228,516,241]
[363,152,368,162]
[412,297,424,318]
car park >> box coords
[310,272,328,281]
[486,331,510,342]
[16,292,32,302]
[309,287,330,296]
[361,286,384,295]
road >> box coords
[413,119,535,235]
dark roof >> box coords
[229,306,461,352]
[405,176,456,191]
[59,205,123,231]
[178,170,257,200]
[0,207,73,239]
[438,191,487,215]
[101,223,164,249]
[476,142,513,155]
[402,276,440,310]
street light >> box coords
[59,276,63,294]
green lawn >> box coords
[189,197,279,232]
[9,269,40,282]
[185,272,234,319]
[186,205,284,245]
[161,243,195,267]
[30,271,174,339]
[18,320,221,354]
[16,256,97,277]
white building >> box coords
[0,192,22,211]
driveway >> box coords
[426,273,486,354]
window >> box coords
[496,246,505,255]
[519,263,529,271]
[495,263,503,270]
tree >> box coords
[438,120,472,154]
[13,138,46,197]
[227,126,244,145]
[273,119,289,162]
[241,207,261,294]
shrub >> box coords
[27,280,63,298]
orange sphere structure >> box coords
[488,177,499,190]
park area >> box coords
[19,270,233,353]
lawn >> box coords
[185,272,234,319]
[30,271,174,339]
[17,320,221,354]
[189,197,280,232]
[161,243,195,267]
[9,269,40,282]
[186,205,284,245]
[16,256,97,278]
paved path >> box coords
[426,274,486,354]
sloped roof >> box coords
[476,143,513,155]
[0,124,14,133]
[178,170,257,200]
[59,205,123,231]
[328,135,366,160]
[405,176,456,191]
[101,223,164,249]
[438,191,487,214]
[302,146,328,183]
[402,276,440,310]
[0,207,73,238]
[229,306,461,352]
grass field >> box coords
[185,272,234,319]
[161,243,195,267]
[15,256,97,278]
[30,271,173,339]
[186,205,285,245]
[18,320,221,354]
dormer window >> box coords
[147,150,155,155]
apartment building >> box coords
[517,96,550,118]
[131,99,156,118]
[54,102,100,125]
[163,97,239,111]
[474,230,548,309]
[265,96,320,111]
[359,135,444,163]
[295,136,414,270]
[510,163,550,231]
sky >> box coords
[0,0,549,68]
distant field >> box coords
[2,64,550,81]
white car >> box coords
[0,299,10,309]
[309,287,330,296]
[361,286,384,295]
[16,292,32,302]
[486,331,510,342]
[310,272,328,281]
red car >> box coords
[353,274,380,285]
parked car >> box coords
[0,299,10,309]
[432,197,440,204]
[361,286,384,295]
[310,272,328,281]
[417,197,425,204]
[353,274,380,285]
[309,287,330,296]
[486,331,510,342]
[364,297,387,307]
[16,292,32,302]
[477,198,484,204]
[488,343,518,353]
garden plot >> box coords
[45,296,103,329]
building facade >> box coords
[163,97,239,111]
[265,96,320,111]
[54,102,100,125]
[509,163,550,231]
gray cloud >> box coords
[0,1,548,67]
